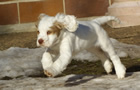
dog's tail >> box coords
[93,16,120,25]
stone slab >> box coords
[108,1,140,28]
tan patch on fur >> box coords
[50,21,64,36]
[35,21,39,35]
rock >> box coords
[111,38,140,59]
[108,1,140,28]
[0,72,140,90]
[0,47,45,79]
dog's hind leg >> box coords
[101,44,126,79]
[88,47,113,74]
[98,31,126,79]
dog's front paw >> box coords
[44,70,53,77]
[43,67,60,77]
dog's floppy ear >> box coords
[55,13,78,32]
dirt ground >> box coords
[0,24,140,76]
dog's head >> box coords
[36,13,78,48]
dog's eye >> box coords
[47,31,52,35]
[37,31,40,34]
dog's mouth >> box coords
[37,44,50,48]
[37,39,59,48]
[37,42,48,48]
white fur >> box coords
[37,13,126,79]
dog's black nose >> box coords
[38,39,44,44]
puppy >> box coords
[36,13,126,79]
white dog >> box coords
[36,13,126,79]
